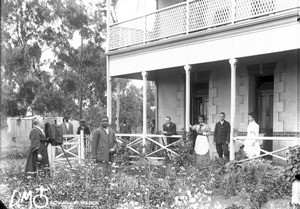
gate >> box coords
[48,132,85,166]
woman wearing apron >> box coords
[190,115,211,168]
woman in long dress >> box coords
[244,112,260,158]
[25,116,50,177]
[190,115,211,168]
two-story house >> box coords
[106,0,300,161]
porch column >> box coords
[106,56,112,122]
[229,58,238,161]
[184,65,192,132]
[142,71,148,154]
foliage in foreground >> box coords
[0,142,293,209]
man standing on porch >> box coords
[91,116,118,174]
[162,116,177,145]
[120,118,131,141]
[214,112,231,159]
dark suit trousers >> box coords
[216,143,229,159]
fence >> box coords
[116,133,183,162]
[48,131,85,167]
[109,0,300,50]
[232,136,300,162]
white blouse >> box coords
[247,121,259,138]
[191,123,211,136]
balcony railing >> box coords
[109,0,299,50]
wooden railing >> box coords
[232,136,300,162]
[116,133,183,160]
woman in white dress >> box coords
[244,112,260,158]
[190,115,211,168]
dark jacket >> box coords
[163,122,177,136]
[25,127,49,176]
[77,125,90,135]
[120,123,131,134]
[61,122,74,135]
[91,126,118,162]
[214,120,231,144]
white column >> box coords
[229,58,238,161]
[142,71,148,154]
[106,0,112,123]
[106,56,112,122]
[186,0,190,34]
[184,65,192,132]
[106,0,111,51]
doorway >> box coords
[191,82,209,125]
[256,75,274,159]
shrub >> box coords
[284,146,300,183]
[214,159,290,209]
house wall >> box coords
[208,65,232,130]
[157,70,185,132]
[298,49,300,133]
[234,51,299,163]
[272,51,300,162]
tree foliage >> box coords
[1,0,156,134]
[1,0,107,119]
[112,80,156,133]
[1,0,60,116]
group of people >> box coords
[190,112,260,168]
[25,116,91,177]
[24,112,261,176]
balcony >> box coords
[108,0,299,51]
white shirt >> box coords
[104,128,109,134]
[65,122,69,130]
[247,121,259,138]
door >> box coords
[257,90,273,159]
[191,96,208,125]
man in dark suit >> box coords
[162,116,177,144]
[61,116,74,141]
[214,112,231,159]
[61,116,73,134]
[91,116,118,174]
[120,118,131,140]
[77,119,90,135]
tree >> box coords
[50,0,107,119]
[112,80,156,133]
[1,0,61,116]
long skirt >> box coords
[194,135,210,167]
[25,142,50,177]
[244,139,260,158]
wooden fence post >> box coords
[80,130,84,163]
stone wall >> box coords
[157,70,185,132]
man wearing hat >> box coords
[77,119,90,136]
[61,116,74,140]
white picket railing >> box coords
[232,136,300,162]
[109,0,300,50]
[48,131,85,167]
[115,133,183,160]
